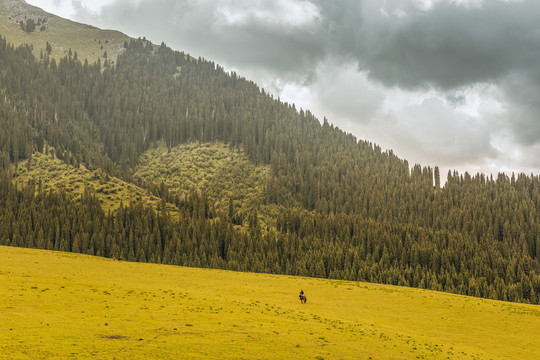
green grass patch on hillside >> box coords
[134,142,268,221]
[14,151,178,214]
[1,245,539,359]
[0,0,129,65]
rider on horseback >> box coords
[299,289,306,303]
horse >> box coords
[299,294,307,304]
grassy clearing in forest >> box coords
[14,142,270,221]
[14,151,177,214]
[134,142,268,217]
[1,245,538,360]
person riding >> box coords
[299,289,307,303]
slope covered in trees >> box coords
[0,33,539,304]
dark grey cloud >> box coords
[353,1,540,90]
[78,1,540,88]
[75,0,327,78]
[64,0,540,177]
[502,69,540,146]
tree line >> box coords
[1,177,538,303]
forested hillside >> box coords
[0,32,539,304]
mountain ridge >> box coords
[0,0,128,65]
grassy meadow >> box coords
[0,0,129,65]
[134,142,268,217]
[1,245,538,359]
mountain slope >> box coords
[14,150,178,214]
[0,0,128,65]
[133,142,269,224]
[2,245,539,360]
[0,1,539,304]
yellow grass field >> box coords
[1,245,538,359]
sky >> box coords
[27,0,540,181]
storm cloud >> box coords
[31,0,540,179]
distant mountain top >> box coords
[1,0,65,25]
[0,0,128,64]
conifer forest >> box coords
[1,36,539,304]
